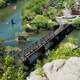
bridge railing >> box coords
[19,24,70,60]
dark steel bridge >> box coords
[16,23,73,66]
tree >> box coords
[67,36,80,45]
[0,0,18,7]
[32,15,57,30]
[0,55,26,80]
[31,15,48,29]
[23,0,49,14]
[65,0,76,9]
[4,55,14,67]
[0,67,15,80]
[44,41,80,64]
[0,0,6,7]
[16,66,26,80]
[72,17,80,29]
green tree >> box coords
[44,42,80,64]
[23,0,50,14]
[16,66,26,80]
[65,0,76,9]
[0,55,26,80]
[4,55,14,67]
[0,0,6,7]
[72,17,80,29]
[46,7,63,20]
[67,36,80,45]
[0,67,15,80]
[32,15,57,30]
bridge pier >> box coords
[38,46,46,59]
[23,58,31,68]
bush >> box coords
[0,55,26,80]
[44,43,80,64]
[0,0,6,7]
[72,17,80,29]
[31,15,58,30]
[22,0,50,14]
[45,7,63,20]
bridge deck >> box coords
[19,24,71,61]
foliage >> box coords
[36,68,47,78]
[4,55,14,66]
[23,0,50,14]
[22,0,64,30]
[0,0,18,7]
[72,17,80,29]
[45,7,63,20]
[43,36,80,64]
[0,55,26,80]
[36,60,47,77]
[21,0,50,29]
[65,0,76,9]
[0,0,5,7]
[44,43,80,64]
[32,15,57,30]
[22,10,36,21]
[1,66,15,80]
[22,10,36,30]
[67,36,80,45]
[16,66,26,80]
[35,59,43,69]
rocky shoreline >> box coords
[27,57,80,80]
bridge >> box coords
[16,23,73,66]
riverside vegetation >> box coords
[0,0,19,8]
[35,36,80,78]
[22,0,80,30]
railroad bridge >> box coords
[17,23,73,67]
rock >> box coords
[27,57,80,80]
[27,69,48,80]
[43,59,65,80]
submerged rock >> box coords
[27,57,80,80]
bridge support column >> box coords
[65,24,73,34]
[38,46,46,61]
[23,58,31,68]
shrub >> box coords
[72,17,80,29]
[0,55,26,80]
[31,15,58,30]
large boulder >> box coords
[27,57,80,80]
